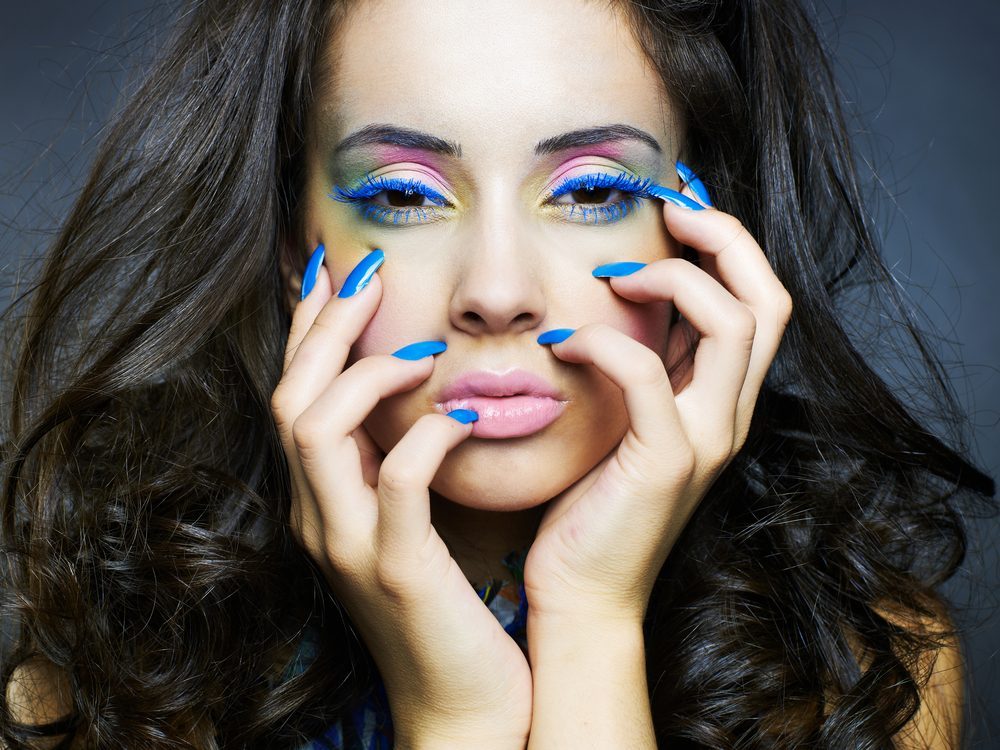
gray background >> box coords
[1,0,997,744]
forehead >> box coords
[313,0,678,160]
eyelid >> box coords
[545,169,655,202]
[334,164,456,204]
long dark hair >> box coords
[2,1,995,748]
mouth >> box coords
[433,368,569,439]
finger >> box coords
[292,353,437,541]
[376,412,475,555]
[283,262,333,376]
[542,322,683,457]
[601,259,756,441]
[279,265,384,421]
[654,205,792,431]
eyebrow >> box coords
[332,123,663,159]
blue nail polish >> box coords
[537,328,575,345]
[447,408,478,424]
[338,248,385,298]
[592,261,647,278]
[391,340,447,360]
[675,161,714,207]
[647,184,706,211]
[300,243,326,300]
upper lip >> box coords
[435,368,566,402]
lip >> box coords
[434,369,569,439]
[435,368,565,402]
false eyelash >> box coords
[329,174,451,226]
[546,170,656,224]
[329,168,656,226]
[547,169,655,201]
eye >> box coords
[545,170,656,225]
[329,174,453,226]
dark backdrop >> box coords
[1,1,997,745]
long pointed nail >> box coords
[338,248,385,298]
[647,184,706,211]
[391,340,447,359]
[675,161,714,207]
[300,243,326,300]
[592,261,646,278]
[537,328,575,345]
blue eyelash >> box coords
[547,170,655,225]
[329,174,450,225]
[329,169,655,226]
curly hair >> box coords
[1,1,995,748]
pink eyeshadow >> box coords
[367,145,451,177]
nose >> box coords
[447,205,547,336]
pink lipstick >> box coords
[434,369,568,439]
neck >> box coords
[429,490,545,588]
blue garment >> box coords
[293,545,530,750]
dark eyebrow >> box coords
[332,123,662,158]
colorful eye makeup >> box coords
[329,167,661,227]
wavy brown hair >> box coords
[2,0,995,748]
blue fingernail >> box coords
[647,183,706,211]
[391,340,447,360]
[592,261,647,278]
[537,328,575,345]
[447,408,479,424]
[338,248,385,298]
[300,243,326,300]
[675,161,714,207]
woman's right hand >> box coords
[270,249,532,750]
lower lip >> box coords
[436,395,568,438]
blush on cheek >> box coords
[348,317,397,367]
[620,301,671,359]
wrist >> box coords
[526,612,645,665]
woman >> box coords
[1,0,994,748]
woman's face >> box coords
[291,0,686,511]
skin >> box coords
[282,0,685,587]
[273,0,794,744]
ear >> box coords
[278,238,305,316]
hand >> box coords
[271,254,532,749]
[523,200,793,625]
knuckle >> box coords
[776,290,794,324]
[638,346,669,387]
[377,462,422,496]
[291,412,326,451]
[731,305,757,342]
[670,445,698,481]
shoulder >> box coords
[840,598,964,749]
[4,655,81,749]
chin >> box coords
[428,438,600,512]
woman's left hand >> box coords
[522,199,793,625]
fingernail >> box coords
[647,183,706,211]
[300,243,326,300]
[447,408,479,424]
[537,328,575,345]
[592,261,646,278]
[675,161,714,207]
[338,248,385,298]
[391,340,447,360]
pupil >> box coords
[386,189,425,208]
[573,187,613,204]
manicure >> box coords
[338,248,385,298]
[391,340,448,360]
[675,161,714,207]
[300,243,326,300]
[537,328,575,345]
[593,261,646,278]
[447,408,479,424]
[647,183,706,211]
